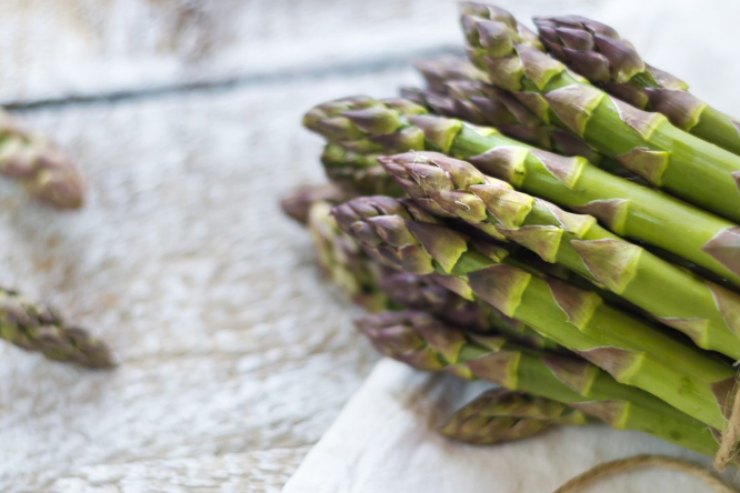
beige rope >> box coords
[715,376,740,471]
[553,375,740,491]
[553,454,738,493]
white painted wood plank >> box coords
[0,0,459,103]
[47,447,309,492]
[0,68,418,491]
[2,0,738,112]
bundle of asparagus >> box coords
[283,1,740,473]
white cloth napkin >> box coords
[283,359,739,492]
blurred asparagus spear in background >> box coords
[0,287,113,368]
[321,145,403,196]
[441,387,588,445]
[303,95,740,286]
[379,270,561,351]
[280,183,349,224]
[0,111,85,209]
[381,151,740,359]
[357,310,720,456]
[306,199,388,311]
[534,15,740,158]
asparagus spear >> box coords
[334,196,735,429]
[534,15,740,157]
[357,310,721,456]
[303,96,740,286]
[0,288,113,368]
[0,112,85,209]
[307,200,389,311]
[440,387,588,445]
[380,271,560,351]
[321,144,403,196]
[415,55,489,92]
[407,58,599,162]
[280,183,349,225]
[459,2,740,222]
[382,151,740,359]
[404,58,642,182]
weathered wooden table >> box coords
[1,1,738,491]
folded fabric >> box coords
[283,359,738,493]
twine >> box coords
[715,375,740,471]
[555,376,740,492]
[553,454,738,493]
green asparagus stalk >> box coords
[303,190,640,352]
[334,196,735,429]
[303,96,740,286]
[408,57,600,163]
[357,310,721,456]
[0,288,113,368]
[459,2,740,222]
[402,83,596,166]
[380,271,560,350]
[404,57,643,182]
[0,112,85,209]
[382,151,740,359]
[440,387,588,445]
[534,15,740,157]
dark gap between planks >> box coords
[6,45,462,113]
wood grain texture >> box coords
[47,447,310,492]
[1,0,737,113]
[0,0,458,104]
[0,69,422,491]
